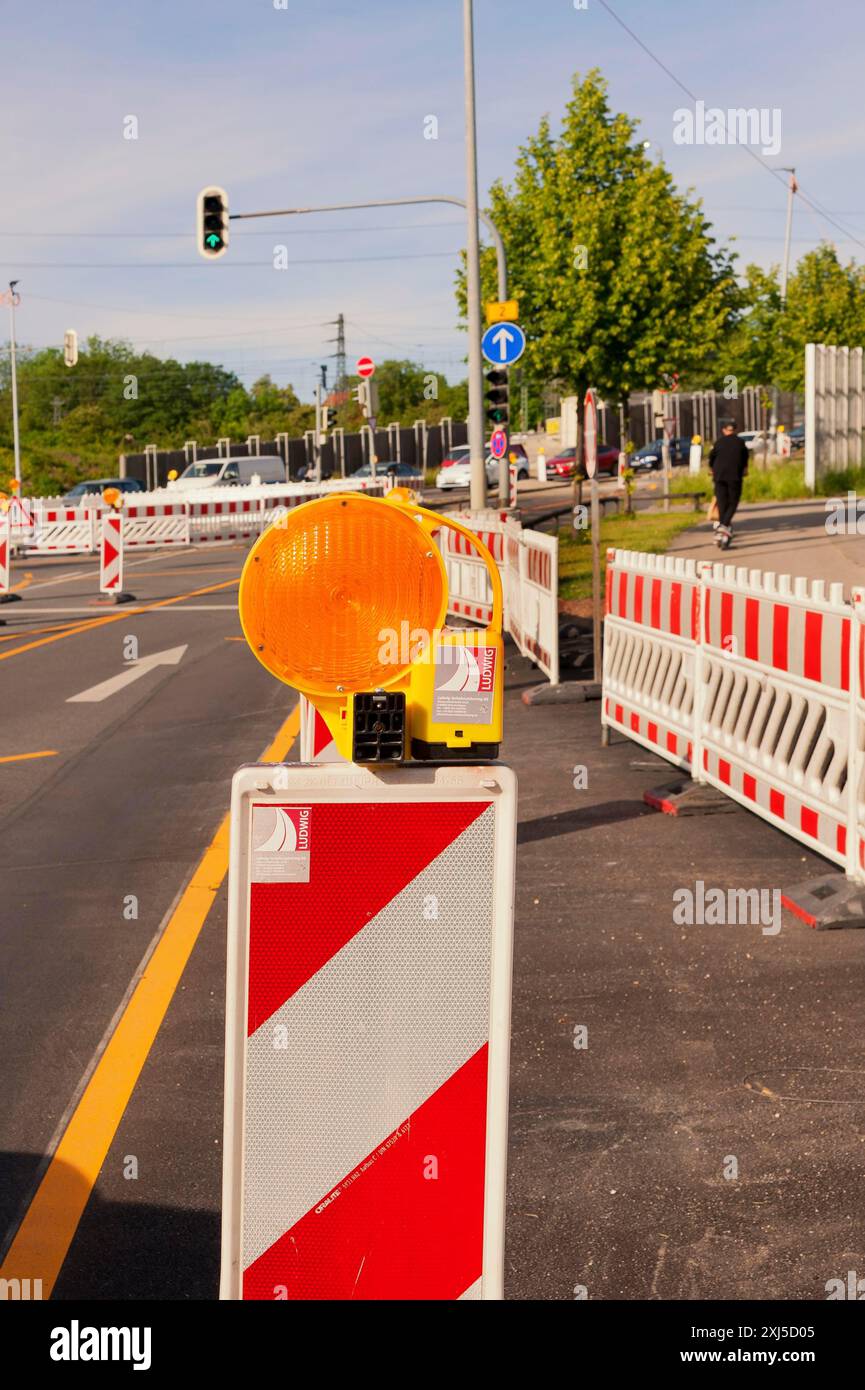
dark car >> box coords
[63,477,145,503]
[350,462,420,479]
[788,424,805,451]
[630,437,691,471]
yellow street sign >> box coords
[485,299,519,325]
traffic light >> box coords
[485,368,509,429]
[322,404,336,431]
[197,186,229,260]
[63,329,78,368]
[352,379,379,420]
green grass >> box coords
[558,509,699,600]
[670,459,865,503]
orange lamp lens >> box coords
[239,494,447,694]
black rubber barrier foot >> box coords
[643,779,739,817]
[782,873,865,930]
[522,680,601,706]
[0,592,22,604]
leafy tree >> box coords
[456,69,739,420]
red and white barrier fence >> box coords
[0,508,10,594]
[602,547,865,881]
[441,510,559,684]
[99,513,124,594]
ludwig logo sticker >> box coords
[432,645,496,725]
[251,805,312,883]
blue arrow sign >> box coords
[481,322,526,366]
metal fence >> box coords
[805,343,865,486]
[120,421,468,489]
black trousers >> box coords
[714,478,742,527]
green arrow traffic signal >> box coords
[197,186,229,260]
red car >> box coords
[545,443,619,479]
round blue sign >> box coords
[490,429,508,459]
[481,322,526,367]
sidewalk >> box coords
[667,498,863,595]
[504,641,865,1300]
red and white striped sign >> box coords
[0,507,10,593]
[299,695,343,763]
[99,512,123,593]
[221,763,516,1300]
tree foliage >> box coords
[456,69,740,412]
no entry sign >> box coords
[584,388,598,480]
[356,356,375,379]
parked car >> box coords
[630,437,691,471]
[175,455,286,489]
[738,430,770,452]
[63,477,144,503]
[788,424,805,451]
[545,447,578,479]
[350,462,420,480]
[438,445,472,471]
[435,443,529,491]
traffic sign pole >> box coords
[583,390,602,687]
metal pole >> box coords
[463,0,486,511]
[8,286,22,488]
[780,168,796,303]
[313,382,322,481]
[231,196,507,307]
[591,477,601,679]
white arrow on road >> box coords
[491,326,516,361]
[66,645,188,704]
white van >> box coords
[174,455,287,489]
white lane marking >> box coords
[66,645,188,703]
[21,550,196,594]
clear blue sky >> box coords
[1,0,863,402]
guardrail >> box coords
[602,547,865,881]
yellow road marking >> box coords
[0,578,239,663]
[0,701,300,1297]
[0,749,58,764]
[12,571,33,592]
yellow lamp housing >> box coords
[238,490,504,763]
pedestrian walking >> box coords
[708,421,749,549]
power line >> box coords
[0,220,464,239]
[597,0,865,255]
[0,251,462,270]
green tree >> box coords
[456,70,739,420]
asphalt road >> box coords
[2,526,862,1302]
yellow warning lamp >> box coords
[0,493,8,513]
[102,486,122,510]
[167,468,179,482]
[238,490,504,763]
[9,478,20,494]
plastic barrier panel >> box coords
[221,760,516,1301]
[603,548,862,879]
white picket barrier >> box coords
[442,509,560,685]
[123,502,190,547]
[602,547,865,881]
[0,508,10,593]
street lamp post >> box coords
[462,0,486,511]
[2,281,22,488]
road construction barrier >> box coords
[602,547,865,881]
[0,508,10,593]
[442,510,560,685]
[99,512,124,594]
[20,479,392,556]
[123,502,190,547]
[221,761,516,1300]
[31,507,96,554]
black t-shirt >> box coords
[709,433,749,482]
